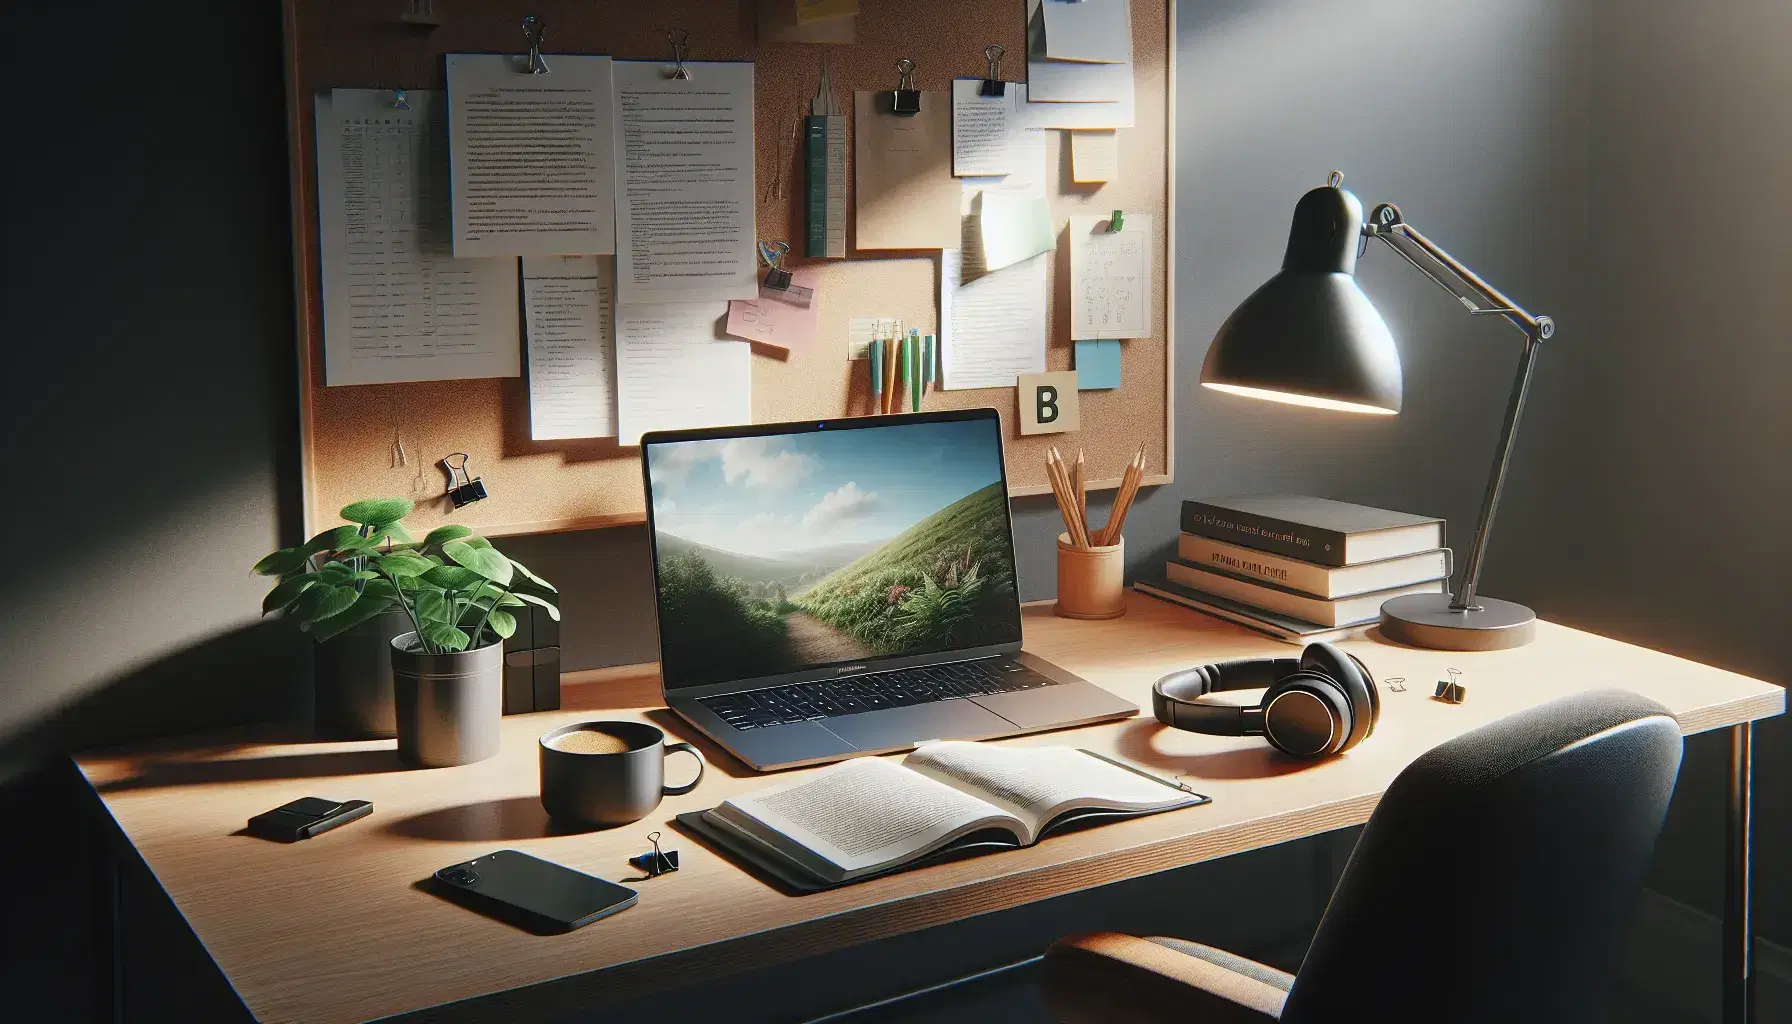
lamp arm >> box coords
[1363,203,1554,612]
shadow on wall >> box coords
[0,621,311,784]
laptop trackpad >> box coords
[825,701,1018,753]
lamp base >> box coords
[1379,593,1536,651]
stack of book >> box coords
[1136,495,1451,643]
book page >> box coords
[710,757,1016,880]
[903,742,1190,836]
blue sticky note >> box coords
[1075,340,1121,390]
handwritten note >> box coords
[1069,213,1151,340]
[725,268,821,351]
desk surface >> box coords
[78,594,1784,1024]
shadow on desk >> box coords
[384,796,606,842]
[1112,719,1325,780]
[94,746,405,793]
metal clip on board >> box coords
[757,241,814,308]
[520,14,549,75]
[442,453,488,509]
[666,28,692,80]
[890,58,921,116]
[980,45,1006,97]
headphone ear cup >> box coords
[1349,653,1380,737]
[1260,673,1351,758]
[1301,643,1376,752]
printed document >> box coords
[445,54,616,258]
[1070,213,1151,340]
[612,62,759,304]
[315,89,519,386]
[1038,0,1133,64]
[940,245,1047,390]
[952,79,1028,177]
[522,256,615,439]
[615,303,751,445]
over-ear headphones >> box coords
[1152,643,1380,758]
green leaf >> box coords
[311,594,399,643]
[506,557,556,594]
[415,589,449,622]
[483,609,517,640]
[464,536,494,550]
[340,497,414,528]
[372,553,434,578]
[262,575,316,615]
[287,583,341,623]
[301,525,360,556]
[382,521,414,545]
[361,578,399,602]
[421,565,485,590]
[423,524,474,547]
[311,584,359,621]
[422,622,470,653]
[443,540,513,587]
[513,591,561,622]
[251,548,306,577]
[316,563,354,584]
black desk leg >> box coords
[1723,721,1754,1024]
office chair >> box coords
[1043,689,1683,1023]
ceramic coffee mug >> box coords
[538,721,705,826]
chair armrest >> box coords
[1043,932,1287,1024]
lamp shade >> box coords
[1201,184,1403,415]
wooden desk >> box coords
[76,594,1783,1024]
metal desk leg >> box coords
[1724,722,1755,1024]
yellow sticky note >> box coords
[796,0,859,23]
[1070,130,1119,184]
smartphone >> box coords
[430,850,638,934]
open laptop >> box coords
[640,409,1137,771]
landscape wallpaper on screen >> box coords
[647,421,1019,686]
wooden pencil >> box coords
[1099,450,1146,546]
[882,334,899,413]
[1043,451,1083,549]
[1049,447,1091,548]
[1072,450,1087,535]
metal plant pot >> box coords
[313,609,411,739]
[391,633,504,768]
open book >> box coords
[692,742,1208,890]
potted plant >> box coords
[254,499,558,764]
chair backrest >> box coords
[1281,689,1682,1024]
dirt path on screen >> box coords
[783,613,874,663]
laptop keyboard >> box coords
[697,658,1059,731]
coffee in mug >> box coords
[538,721,705,827]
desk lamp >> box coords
[1200,173,1553,651]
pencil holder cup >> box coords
[1054,533,1126,620]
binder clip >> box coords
[1108,210,1125,233]
[980,45,1006,97]
[628,832,679,878]
[442,453,488,509]
[890,58,921,117]
[665,28,692,81]
[757,241,814,308]
[1383,677,1407,693]
[520,14,549,75]
[1433,668,1467,705]
[398,0,439,29]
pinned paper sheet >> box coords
[523,256,617,440]
[1070,130,1119,183]
[978,193,1055,273]
[1037,0,1133,64]
[1025,0,1135,129]
[315,90,520,387]
[612,61,759,303]
[446,55,616,258]
[615,304,751,445]
[1075,339,1122,390]
[854,90,960,250]
[940,246,1047,390]
[952,79,1028,177]
[848,316,899,359]
[795,0,858,22]
[758,0,856,43]
[725,268,821,351]
[1070,213,1152,340]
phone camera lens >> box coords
[441,867,478,886]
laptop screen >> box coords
[643,413,1023,690]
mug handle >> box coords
[662,742,706,796]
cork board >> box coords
[284,0,1173,537]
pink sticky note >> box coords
[725,268,820,351]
